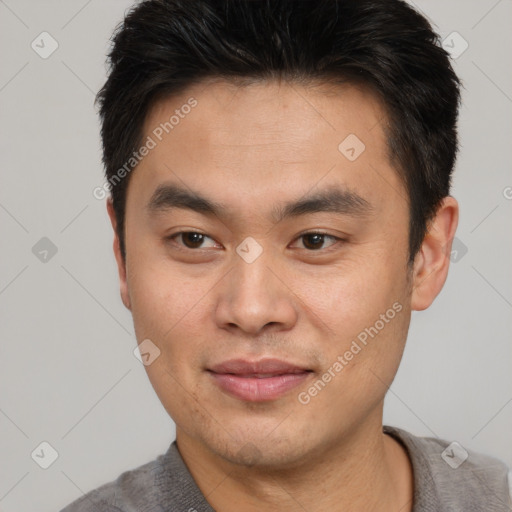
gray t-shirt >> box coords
[60,425,512,511]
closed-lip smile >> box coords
[207,358,313,402]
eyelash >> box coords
[165,230,344,253]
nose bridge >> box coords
[231,237,279,306]
[215,237,297,334]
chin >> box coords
[208,429,315,470]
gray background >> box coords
[0,1,511,510]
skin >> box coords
[107,78,458,512]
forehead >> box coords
[144,78,388,152]
[128,78,405,220]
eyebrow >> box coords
[146,183,374,223]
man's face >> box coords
[113,79,416,467]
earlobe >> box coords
[106,198,132,311]
[411,196,459,311]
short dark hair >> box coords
[95,0,461,265]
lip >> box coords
[207,358,313,402]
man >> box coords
[63,0,511,510]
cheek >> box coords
[306,256,405,336]
[305,252,411,391]
[126,248,216,366]
[127,255,213,417]
[299,304,410,427]
[129,245,196,318]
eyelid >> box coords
[294,228,339,238]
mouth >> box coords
[207,358,314,402]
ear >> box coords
[411,196,459,311]
[106,198,132,311]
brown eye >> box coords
[181,232,205,249]
[295,232,340,251]
[167,232,218,250]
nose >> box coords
[214,243,299,336]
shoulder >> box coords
[384,425,512,511]
[60,441,212,512]
[59,452,167,512]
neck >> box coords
[175,414,413,512]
